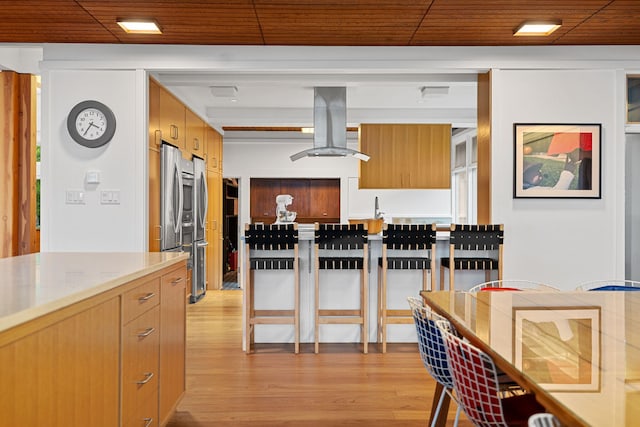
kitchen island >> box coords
[246,223,490,348]
[0,251,189,427]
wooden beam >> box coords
[477,72,491,224]
[18,74,37,255]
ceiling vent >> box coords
[210,86,238,97]
[290,87,369,162]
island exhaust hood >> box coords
[290,87,370,162]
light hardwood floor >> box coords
[167,290,471,426]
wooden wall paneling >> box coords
[0,71,19,258]
[1,71,36,258]
[18,74,37,255]
[477,72,492,224]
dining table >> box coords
[420,289,640,427]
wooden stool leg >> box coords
[314,267,320,354]
[362,267,368,354]
[245,269,253,354]
[439,265,445,291]
[380,265,386,353]
[294,261,300,354]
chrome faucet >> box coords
[374,196,384,219]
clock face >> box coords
[67,100,116,148]
[75,108,108,140]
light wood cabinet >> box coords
[205,126,223,173]
[159,267,187,425]
[0,297,120,427]
[159,87,186,152]
[185,108,204,158]
[207,172,223,290]
[359,123,451,189]
[149,79,161,252]
[0,260,187,427]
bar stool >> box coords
[440,224,504,291]
[378,223,436,353]
[244,223,299,354]
[314,223,369,354]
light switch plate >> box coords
[65,190,85,204]
[100,190,120,205]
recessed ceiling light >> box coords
[117,20,162,34]
[514,21,561,36]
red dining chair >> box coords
[469,280,560,293]
[435,319,546,427]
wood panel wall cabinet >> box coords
[250,178,340,224]
[206,172,223,290]
[185,108,204,158]
[159,87,186,152]
[149,79,161,252]
[359,124,452,189]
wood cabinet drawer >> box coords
[122,305,160,425]
[123,277,160,324]
[161,267,186,289]
[123,387,158,427]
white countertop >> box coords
[0,252,188,333]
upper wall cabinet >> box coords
[186,108,204,158]
[205,126,223,173]
[159,87,186,151]
[358,123,452,189]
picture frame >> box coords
[513,123,601,198]
[512,306,601,392]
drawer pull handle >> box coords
[171,277,184,285]
[137,372,154,385]
[137,327,156,338]
[138,292,156,303]
[143,418,153,427]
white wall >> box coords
[40,69,147,251]
[492,69,622,289]
[223,138,452,228]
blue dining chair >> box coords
[576,279,640,291]
[407,296,462,427]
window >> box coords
[451,129,477,224]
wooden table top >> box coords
[420,290,640,427]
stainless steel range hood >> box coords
[290,87,370,162]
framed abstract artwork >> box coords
[513,123,601,198]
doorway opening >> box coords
[223,177,240,289]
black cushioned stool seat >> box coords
[314,223,369,354]
[378,223,436,353]
[244,223,299,354]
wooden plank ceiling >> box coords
[2,0,640,46]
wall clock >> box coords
[66,100,116,148]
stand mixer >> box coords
[275,194,297,223]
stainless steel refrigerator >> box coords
[191,155,208,303]
[160,143,183,252]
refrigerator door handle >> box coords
[201,170,208,222]
[172,163,181,235]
